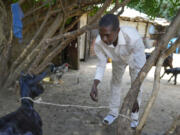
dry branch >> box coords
[28,9,93,72]
[88,0,112,24]
[10,9,51,73]
[115,0,119,5]
[135,56,165,135]
[34,22,98,74]
[109,0,131,14]
[35,39,72,74]
[0,0,5,10]
[23,0,52,18]
[59,0,65,15]
[78,0,103,7]
[163,37,180,57]
[117,6,124,16]
[22,0,101,74]
[18,0,25,5]
[35,0,119,73]
[29,13,89,71]
[65,16,81,32]
[4,29,13,60]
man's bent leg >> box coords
[103,62,126,125]
[109,62,126,117]
[129,67,143,128]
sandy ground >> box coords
[0,54,180,135]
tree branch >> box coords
[11,0,100,79]
[88,0,112,24]
[18,0,25,5]
[78,0,103,7]
[0,0,5,10]
[115,0,119,5]
[24,0,52,18]
[64,16,81,33]
[163,36,180,58]
[135,55,164,135]
[26,0,103,18]
[117,6,125,16]
[10,9,51,73]
[59,0,65,15]
[44,22,98,46]
[109,0,131,14]
[34,23,98,74]
[0,0,6,16]
[28,8,93,72]
[58,0,66,34]
[34,39,72,74]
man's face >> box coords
[99,25,119,45]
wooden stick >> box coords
[135,55,164,135]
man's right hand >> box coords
[90,79,100,102]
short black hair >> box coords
[99,14,119,31]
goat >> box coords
[162,68,180,85]
[145,52,173,78]
[0,71,48,135]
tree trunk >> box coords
[0,0,11,88]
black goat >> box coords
[145,52,173,78]
[163,68,180,85]
[0,71,47,135]
[145,52,173,69]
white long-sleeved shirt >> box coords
[94,26,146,81]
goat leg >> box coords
[160,72,166,79]
[174,74,177,85]
[168,75,174,82]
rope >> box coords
[20,97,132,121]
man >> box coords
[90,14,146,128]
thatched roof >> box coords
[118,7,169,26]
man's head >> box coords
[99,14,120,45]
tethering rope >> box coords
[20,97,132,121]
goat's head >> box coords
[19,72,47,108]
[19,73,45,99]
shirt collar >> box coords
[117,29,126,45]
